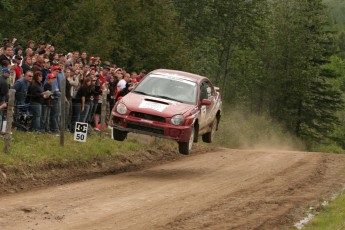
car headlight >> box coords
[116,103,127,115]
[171,114,184,126]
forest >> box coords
[1,0,345,151]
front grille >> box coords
[127,121,164,135]
[129,112,166,123]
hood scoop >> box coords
[145,98,169,105]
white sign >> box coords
[74,122,88,142]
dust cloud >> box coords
[214,109,305,151]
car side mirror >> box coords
[201,99,211,105]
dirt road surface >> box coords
[1,148,345,230]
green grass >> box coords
[0,130,146,169]
[302,191,345,230]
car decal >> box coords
[201,105,207,120]
[139,100,168,112]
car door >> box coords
[198,80,216,133]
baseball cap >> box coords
[47,73,55,79]
[51,65,61,71]
[2,68,11,74]
[14,55,22,60]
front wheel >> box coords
[178,127,194,155]
[202,119,217,143]
[112,128,127,141]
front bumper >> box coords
[110,112,193,142]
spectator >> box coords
[94,57,101,67]
[25,47,34,57]
[31,55,36,64]
[107,75,118,114]
[12,70,33,106]
[14,46,23,65]
[116,71,127,92]
[87,75,100,125]
[48,44,55,62]
[116,73,132,100]
[82,64,90,78]
[80,52,87,66]
[41,58,51,84]
[65,68,77,130]
[0,45,14,64]
[36,41,46,55]
[27,40,35,50]
[2,38,10,47]
[51,52,59,65]
[27,71,44,132]
[131,71,138,81]
[137,69,147,82]
[31,54,44,75]
[102,65,111,81]
[13,55,23,82]
[0,68,10,131]
[49,65,62,133]
[66,67,79,99]
[41,73,55,132]
[65,51,79,68]
[92,65,108,130]
[21,56,32,74]
[71,77,93,132]
[64,71,71,131]
[89,56,95,65]
[59,53,67,67]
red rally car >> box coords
[110,69,222,155]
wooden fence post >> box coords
[60,77,66,146]
[3,89,15,153]
[100,86,108,139]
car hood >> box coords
[121,93,196,116]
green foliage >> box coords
[0,0,193,71]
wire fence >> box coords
[1,83,110,153]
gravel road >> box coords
[1,148,345,230]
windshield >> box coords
[133,73,198,104]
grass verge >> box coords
[0,130,145,168]
[0,129,212,195]
[302,190,345,230]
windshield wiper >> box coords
[154,95,183,103]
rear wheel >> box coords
[202,119,218,143]
[112,128,127,141]
[178,127,195,155]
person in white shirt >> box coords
[116,69,127,91]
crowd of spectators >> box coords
[0,37,147,133]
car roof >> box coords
[149,69,207,84]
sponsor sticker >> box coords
[139,101,167,112]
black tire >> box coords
[193,123,199,143]
[202,119,217,143]
[112,128,127,141]
[178,127,194,155]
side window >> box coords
[200,81,214,100]
[200,82,208,100]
